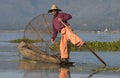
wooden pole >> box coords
[84,43,107,66]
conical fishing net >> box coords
[23,14,59,55]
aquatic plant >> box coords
[92,67,120,72]
[10,38,120,51]
[9,38,44,43]
[82,40,120,51]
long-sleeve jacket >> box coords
[52,12,72,41]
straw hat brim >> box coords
[48,9,62,13]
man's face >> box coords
[51,10,57,16]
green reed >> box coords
[10,38,120,51]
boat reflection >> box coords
[19,60,60,70]
[19,60,71,78]
[19,60,102,78]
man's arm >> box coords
[60,12,72,21]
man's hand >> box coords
[58,18,62,22]
[51,38,54,43]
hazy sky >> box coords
[0,0,120,30]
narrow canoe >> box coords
[18,41,61,64]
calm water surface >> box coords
[0,32,120,78]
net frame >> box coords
[23,13,59,54]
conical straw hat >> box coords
[48,4,62,13]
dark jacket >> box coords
[52,12,72,41]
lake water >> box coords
[0,31,120,42]
[0,31,120,78]
[0,51,120,78]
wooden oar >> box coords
[83,43,107,66]
[60,21,107,66]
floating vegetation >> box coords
[81,39,120,51]
[9,38,44,43]
[68,39,120,51]
[10,38,120,51]
[92,67,120,72]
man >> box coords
[48,4,84,63]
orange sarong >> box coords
[60,26,84,59]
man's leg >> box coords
[60,28,69,62]
[65,27,84,47]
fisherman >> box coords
[48,4,84,63]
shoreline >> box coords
[0,30,120,34]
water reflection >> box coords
[19,60,60,70]
[87,71,100,78]
[20,60,72,78]
[59,67,70,78]
[22,67,71,78]
[19,60,103,78]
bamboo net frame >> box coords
[23,14,59,55]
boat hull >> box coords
[18,41,61,64]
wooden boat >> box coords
[18,41,61,64]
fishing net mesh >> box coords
[24,14,59,55]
